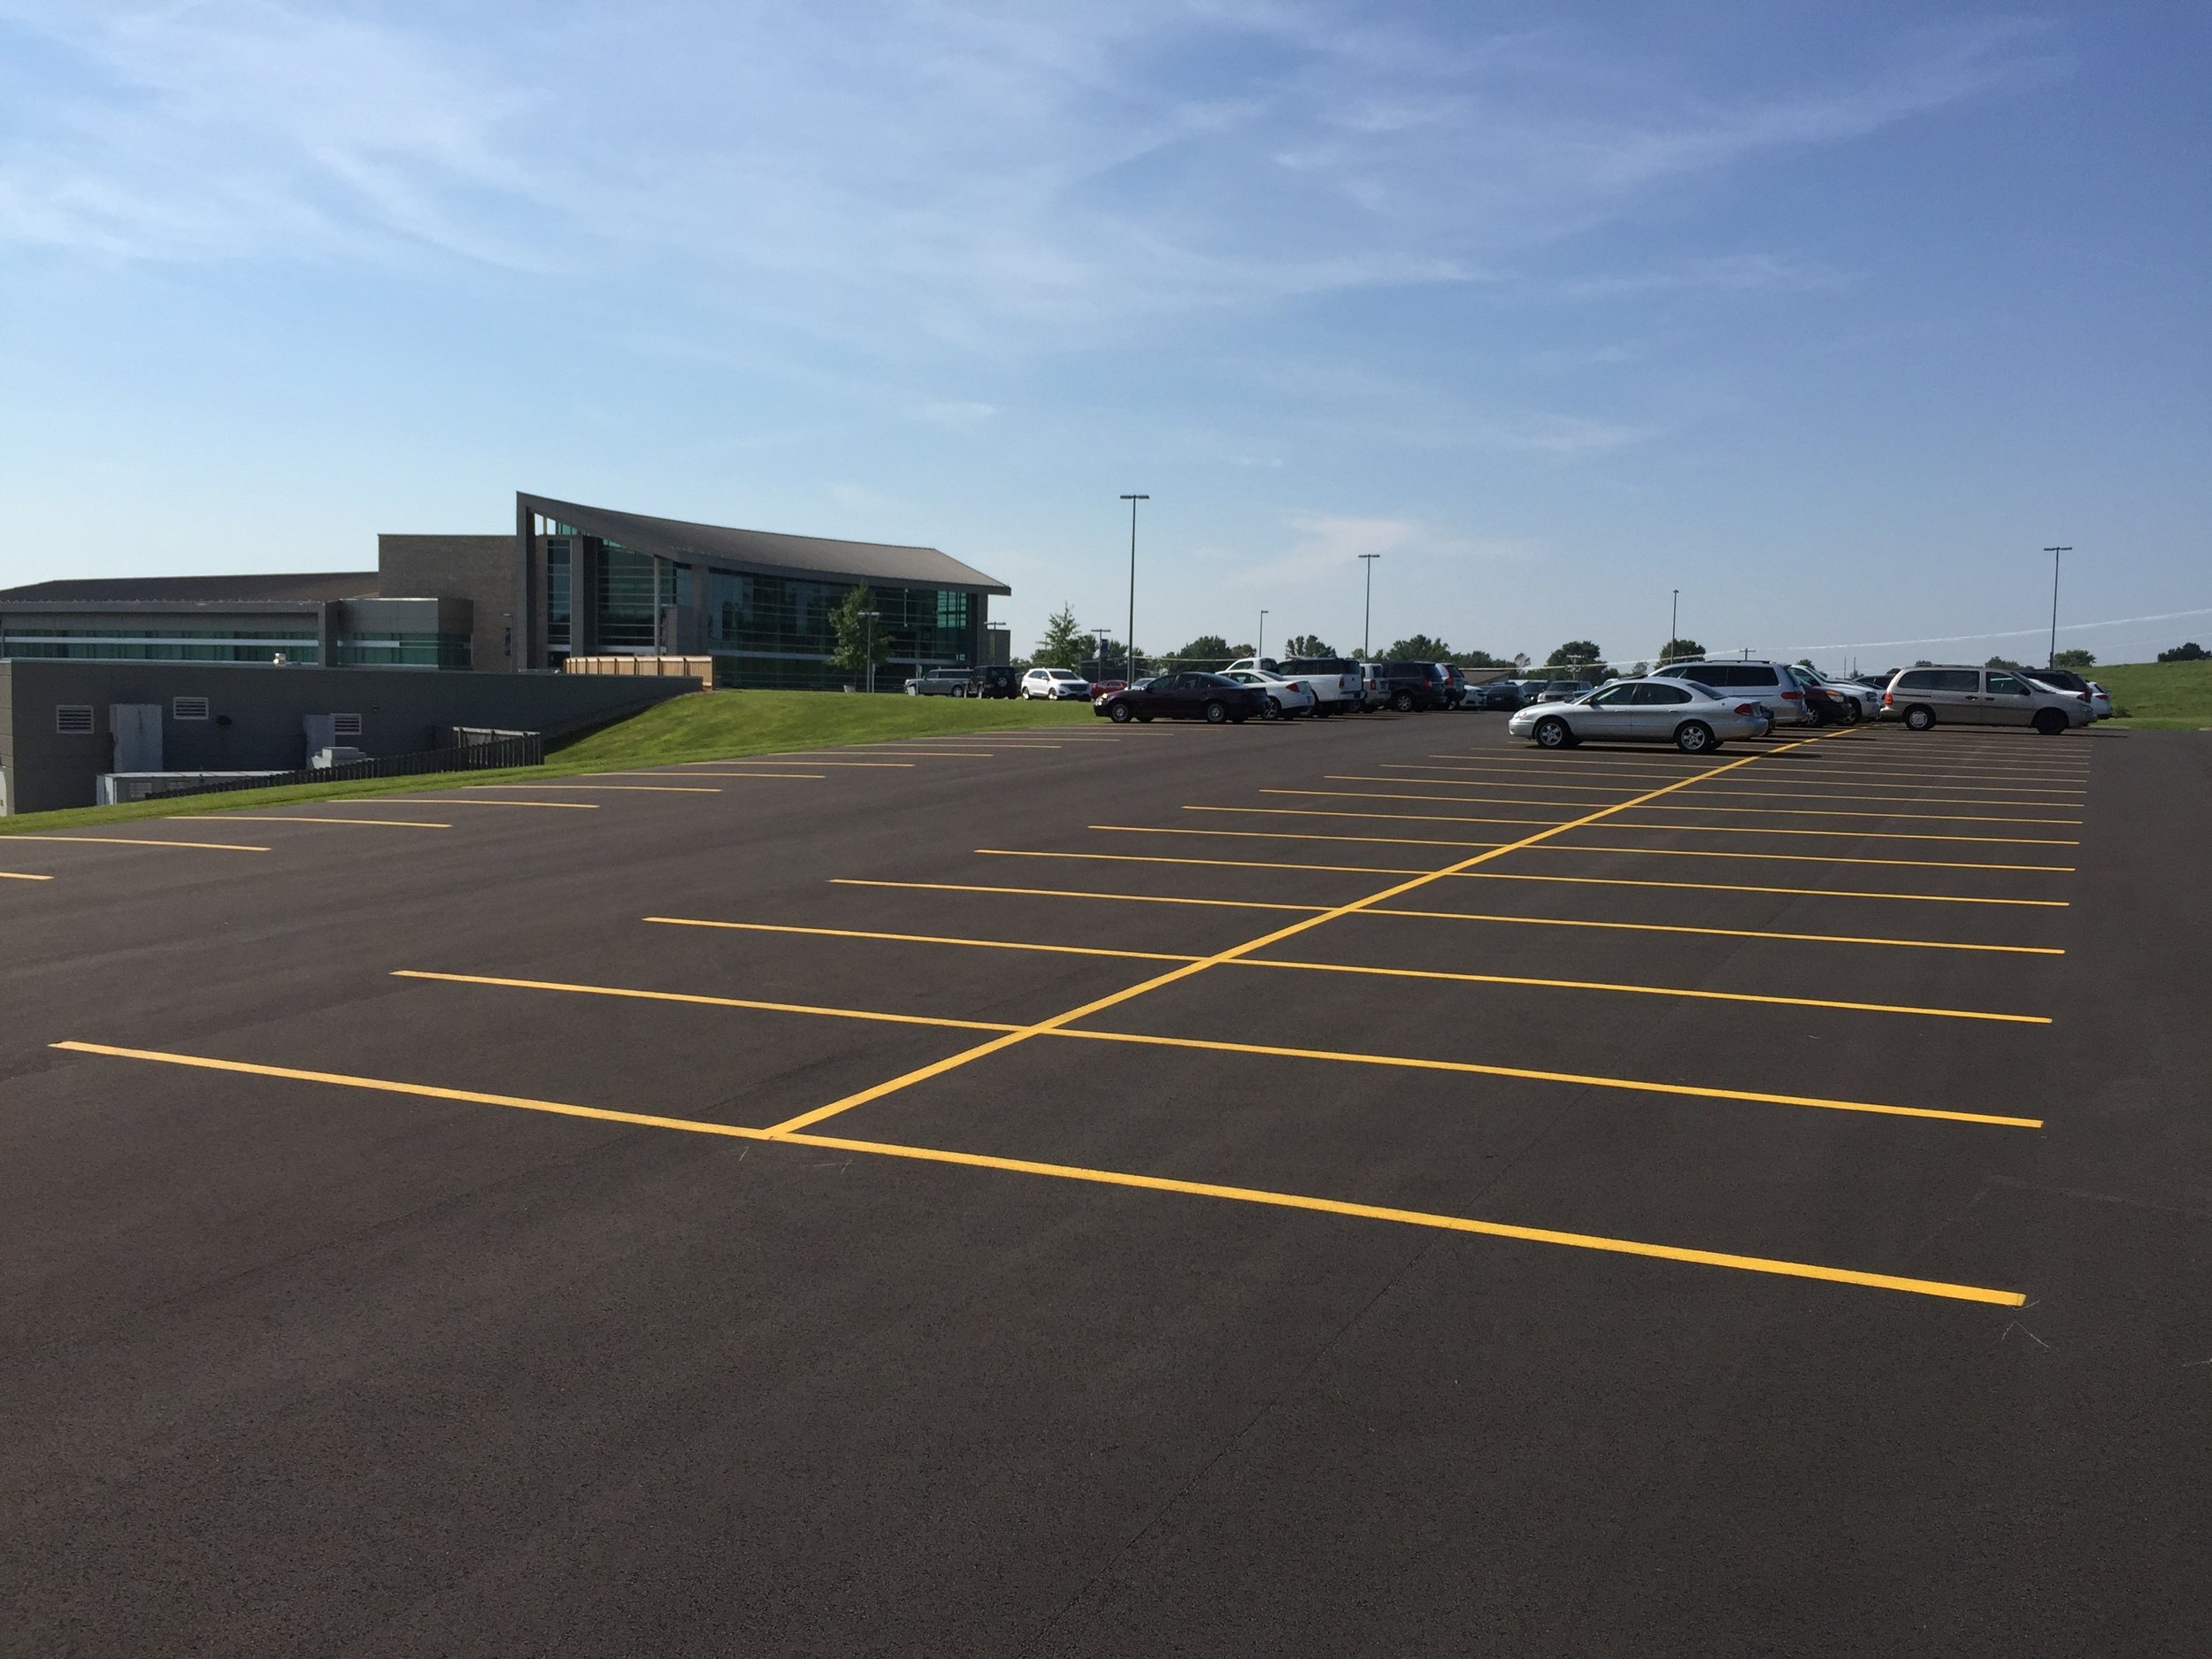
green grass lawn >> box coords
[2089,660,2212,729]
[0,690,1097,836]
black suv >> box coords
[972,664,1020,699]
[1376,661,1452,711]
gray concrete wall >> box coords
[377,534,515,672]
[0,659,695,814]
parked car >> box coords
[1374,660,1454,711]
[1786,666,1860,725]
[1880,665,2089,733]
[1094,672,1266,724]
[2087,681,2114,719]
[1654,659,1816,726]
[1809,672,1879,720]
[1436,664,1471,708]
[1471,680,1525,710]
[1509,678,1770,753]
[904,666,980,697]
[1531,679,1586,703]
[1221,668,1318,719]
[1276,656,1364,717]
[1356,663,1386,710]
[971,664,1020,699]
[1223,657,1283,676]
[2018,672,2098,723]
[1020,667,1093,700]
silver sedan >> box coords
[1508,677,1770,753]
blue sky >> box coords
[2,2,2205,670]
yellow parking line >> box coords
[48,1040,2026,1304]
[1425,755,2089,789]
[763,749,1000,759]
[415,798,600,810]
[3,834,269,852]
[1412,869,2068,908]
[1621,803,2079,826]
[388,976,2043,1114]
[1315,789,2076,840]
[676,759,916,769]
[829,879,2062,949]
[1668,787,2089,808]
[470,783,725,794]
[389,970,1007,1032]
[1545,841,2072,872]
[1098,824,1504,850]
[833,878,1319,913]
[980,847,1479,877]
[640,918,2046,1024]
[1,871,55,881]
[1600,820,2077,846]
[171,814,452,829]
[582,770,830,780]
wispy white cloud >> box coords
[911,399,1001,432]
[0,1,2062,345]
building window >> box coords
[335,633,472,669]
[173,696,211,721]
[1,629,319,664]
[596,542,659,649]
[56,705,94,734]
[547,536,572,649]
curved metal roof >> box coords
[521,493,1010,595]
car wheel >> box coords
[952,684,966,697]
[2032,708,2069,736]
[1390,691,1415,712]
[1203,700,1229,724]
[1533,716,1573,749]
[1839,699,1860,725]
[1262,697,1280,720]
[1903,704,1936,731]
[1675,720,1716,754]
[1108,701,1133,723]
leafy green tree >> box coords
[2157,641,2207,662]
[1035,605,1088,671]
[1386,634,1453,661]
[1985,655,2021,670]
[1657,637,1705,664]
[829,586,894,686]
[1172,634,1233,664]
[1281,633,1333,657]
[1458,649,1505,668]
[2051,648,2096,670]
[1547,640,1602,666]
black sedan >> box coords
[1095,672,1267,724]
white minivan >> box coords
[1880,665,2089,734]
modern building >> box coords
[0,492,1011,691]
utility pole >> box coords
[1121,495,1148,682]
[1669,588,1678,661]
[2044,546,2072,666]
[861,609,880,693]
[1359,553,1382,657]
[1259,609,1269,661]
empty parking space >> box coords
[6,707,2207,1653]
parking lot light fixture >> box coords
[1360,553,1381,657]
[1120,495,1148,682]
[1259,610,1269,661]
[2044,546,2072,665]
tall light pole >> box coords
[1258,609,1269,661]
[860,609,880,694]
[1120,495,1148,681]
[1359,553,1381,657]
[1669,588,1679,662]
[2044,546,2072,666]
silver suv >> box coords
[1654,659,1816,726]
[1881,665,2089,734]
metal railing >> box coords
[137,732,544,803]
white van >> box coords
[1880,666,2089,733]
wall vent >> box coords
[55,705,94,735]
[173,696,211,721]
[331,712,363,738]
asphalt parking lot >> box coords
[5,711,2209,1655]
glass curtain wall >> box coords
[705,570,972,689]
[0,628,320,664]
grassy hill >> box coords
[0,689,1094,835]
[2092,660,2212,729]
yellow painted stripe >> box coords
[1543,841,2071,872]
[47,1041,2025,1305]
[420,798,599,809]
[580,770,829,780]
[987,841,2073,877]
[3,833,269,852]
[772,735,1839,1136]
[1422,756,2088,791]
[979,847,1483,877]
[471,783,724,794]
[833,877,1320,913]
[640,918,2047,1023]
[1370,781,2081,824]
[845,876,2062,954]
[171,814,451,829]
[389,971,1008,1032]
[397,973,2043,1112]
[675,759,916,768]
[646,917,1194,964]
[1100,824,1507,850]
[1,871,56,881]
[1601,819,2078,847]
[758,749,1000,758]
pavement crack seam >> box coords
[763,731,1850,1138]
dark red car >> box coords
[1094,672,1266,724]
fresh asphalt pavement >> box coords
[4,710,2209,1655]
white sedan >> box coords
[1221,668,1317,719]
[1508,677,1770,753]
